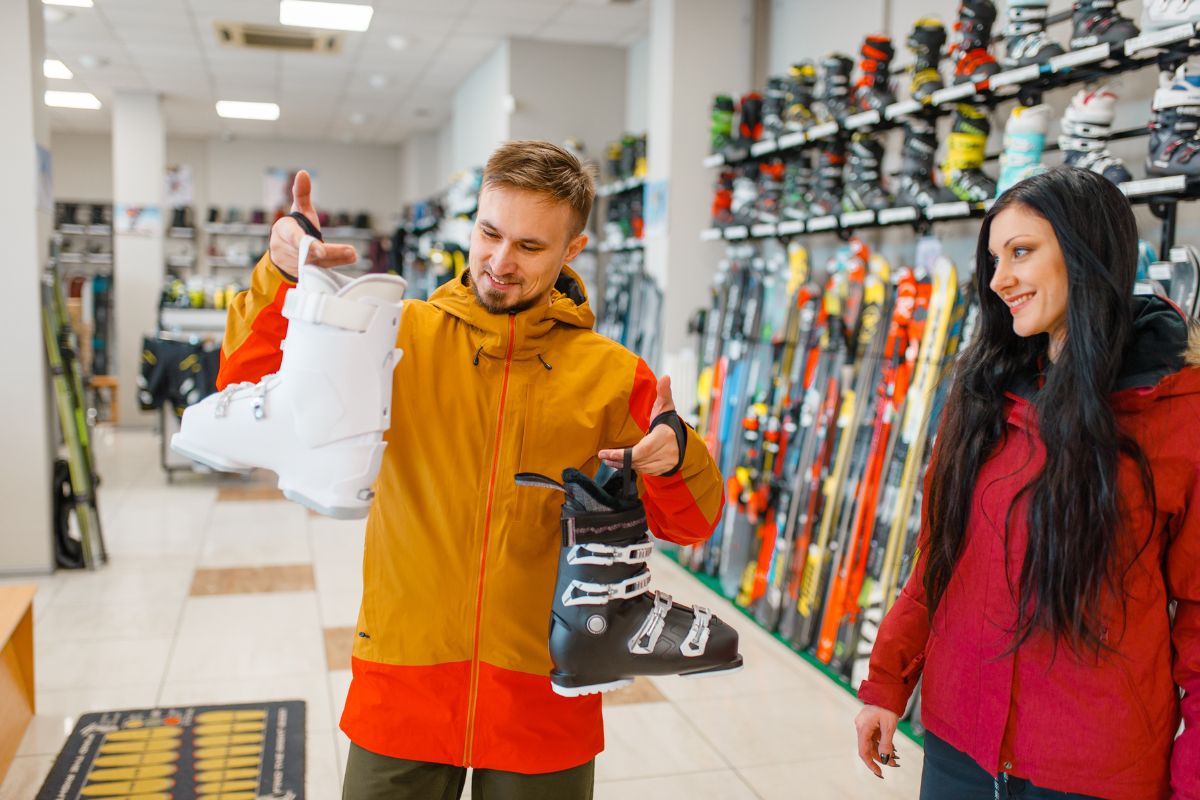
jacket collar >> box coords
[428,264,595,362]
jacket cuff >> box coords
[856,680,911,717]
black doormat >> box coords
[36,700,305,799]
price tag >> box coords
[807,215,839,231]
[877,206,919,224]
[840,210,875,227]
[884,100,922,120]
[844,110,881,130]
[724,225,750,240]
[989,64,1040,88]
[777,131,807,150]
[806,122,840,141]
[1050,43,1110,71]
[930,83,976,106]
[777,219,806,235]
[925,201,971,219]
[1120,175,1187,197]
[1150,263,1173,281]
[702,154,725,168]
[700,228,724,241]
[751,223,778,237]
[725,146,751,164]
[750,139,779,157]
[1125,22,1196,56]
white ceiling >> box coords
[42,0,648,145]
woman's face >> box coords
[987,203,1070,360]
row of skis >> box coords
[683,235,1200,698]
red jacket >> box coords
[860,298,1200,800]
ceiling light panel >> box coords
[215,100,280,120]
[43,0,93,7]
[43,59,73,79]
[279,1,374,32]
[45,90,101,109]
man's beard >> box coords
[470,276,539,315]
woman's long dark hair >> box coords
[923,166,1154,653]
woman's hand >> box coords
[854,704,902,778]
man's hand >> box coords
[269,170,359,279]
[598,376,680,477]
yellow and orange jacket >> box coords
[219,255,724,773]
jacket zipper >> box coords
[463,314,516,764]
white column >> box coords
[112,91,165,427]
[645,0,754,407]
[0,0,54,572]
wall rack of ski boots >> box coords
[703,21,1200,174]
[597,175,646,253]
[701,173,1200,254]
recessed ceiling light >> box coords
[45,90,101,109]
[43,0,93,7]
[215,100,280,121]
[367,74,387,90]
[386,35,409,51]
[43,59,73,80]
[279,1,374,32]
[76,54,108,70]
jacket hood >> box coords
[428,264,595,362]
[1110,294,1200,410]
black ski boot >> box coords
[943,103,997,201]
[842,133,892,211]
[711,168,735,227]
[710,95,735,154]
[818,53,856,124]
[763,76,789,137]
[1148,64,1200,177]
[1070,0,1139,49]
[908,18,948,103]
[809,139,848,216]
[532,464,743,697]
[951,0,1001,85]
[757,158,787,223]
[784,60,820,131]
[730,164,760,226]
[738,92,765,144]
[853,35,896,112]
[782,153,816,220]
[1002,0,1064,68]
[894,118,952,207]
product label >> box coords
[806,122,839,141]
[1150,263,1173,281]
[845,110,881,130]
[702,153,725,168]
[724,225,750,240]
[751,223,778,237]
[878,206,919,224]
[884,100,923,120]
[989,64,1040,88]
[925,201,971,219]
[777,131,807,150]
[777,219,805,235]
[840,210,875,227]
[807,215,838,231]
[750,139,779,157]
[1120,175,1187,197]
[1050,43,1111,71]
[1125,22,1197,56]
[700,227,724,241]
[930,84,976,106]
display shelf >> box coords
[166,256,196,269]
[204,223,271,236]
[159,306,228,332]
[85,253,113,265]
[701,22,1200,169]
[599,238,645,253]
[699,175,1200,242]
[208,256,254,268]
[597,176,646,198]
[168,227,195,239]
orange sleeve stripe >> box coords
[630,359,724,545]
[216,255,294,390]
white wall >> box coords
[51,131,113,200]
[509,38,627,162]
[626,36,650,134]
[452,41,511,174]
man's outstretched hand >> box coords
[268,170,359,278]
[598,375,681,477]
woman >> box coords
[854,166,1200,799]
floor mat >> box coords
[36,700,305,799]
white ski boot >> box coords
[172,236,407,519]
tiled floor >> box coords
[0,428,923,800]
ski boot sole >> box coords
[280,487,370,521]
[170,435,254,476]
[549,656,746,697]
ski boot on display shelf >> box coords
[711,169,736,227]
[1058,85,1133,185]
[1148,63,1200,177]
[950,0,1001,85]
[1145,245,1200,314]
[1002,0,1064,68]
[710,95,735,155]
[528,459,744,697]
[809,139,849,216]
[908,17,948,103]
[763,76,789,138]
[171,236,407,519]
[1143,0,1200,33]
[894,118,952,207]
[1070,0,1139,49]
[738,92,765,145]
[853,34,897,112]
[757,159,787,223]
[842,132,893,212]
[818,53,856,124]
[997,104,1053,193]
[784,60,820,131]
[943,104,998,201]
[729,164,761,226]
[782,152,816,220]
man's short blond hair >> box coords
[483,140,596,239]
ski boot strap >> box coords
[562,571,652,607]
[566,538,654,566]
[283,285,378,333]
[630,592,674,654]
[561,505,648,547]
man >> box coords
[218,140,724,799]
